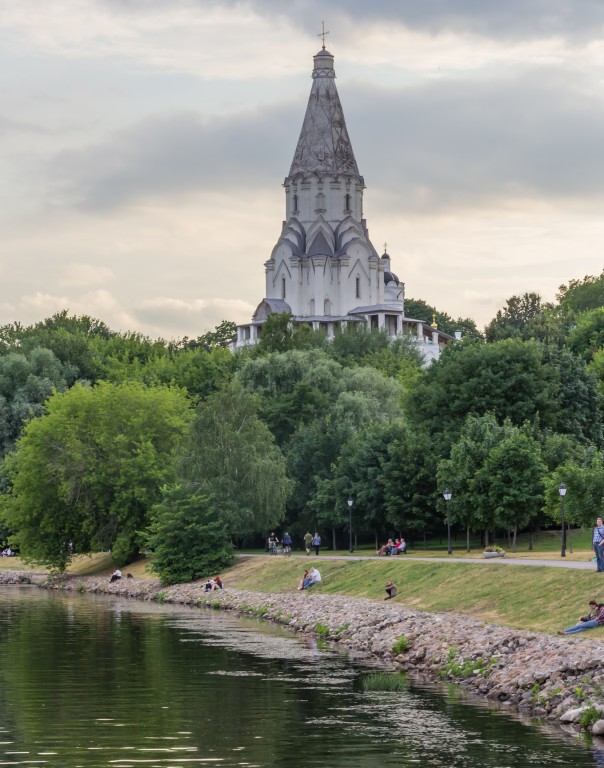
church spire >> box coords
[287,48,360,182]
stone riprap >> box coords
[3,570,604,734]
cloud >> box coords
[232,0,604,43]
[12,289,138,331]
[58,262,114,286]
[48,105,299,210]
[48,67,604,214]
[134,296,256,337]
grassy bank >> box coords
[222,556,604,635]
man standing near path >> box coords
[312,532,321,557]
[593,518,604,571]
[304,531,313,556]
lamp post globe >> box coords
[559,483,567,558]
[443,489,452,556]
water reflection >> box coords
[0,587,597,767]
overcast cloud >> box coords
[2,0,604,337]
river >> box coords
[0,587,600,767]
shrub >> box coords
[362,672,407,692]
[391,635,409,655]
[579,706,600,730]
[315,622,330,638]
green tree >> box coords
[1,381,193,570]
[382,426,438,543]
[567,308,604,363]
[178,380,292,537]
[477,431,545,551]
[543,450,604,530]
[558,271,604,314]
[403,298,481,339]
[147,486,234,585]
[0,347,76,455]
[407,338,600,453]
[484,292,545,342]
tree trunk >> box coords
[332,526,336,551]
[374,531,379,551]
[528,529,533,551]
[568,525,573,554]
[512,524,517,553]
[466,525,470,552]
[507,528,511,550]
[484,529,489,547]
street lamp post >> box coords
[559,483,567,558]
[347,497,354,554]
[443,489,452,556]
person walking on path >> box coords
[593,518,604,571]
[559,601,604,635]
[312,532,321,557]
[304,531,313,556]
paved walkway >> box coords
[242,553,597,570]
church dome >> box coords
[384,270,399,285]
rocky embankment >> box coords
[3,569,604,734]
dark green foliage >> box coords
[147,486,234,585]
[179,380,292,537]
[382,426,438,537]
[558,271,604,314]
[407,338,601,453]
[182,320,237,351]
[0,347,76,455]
[567,308,604,363]
[0,381,193,570]
[403,298,481,339]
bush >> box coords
[147,486,234,585]
[361,672,407,692]
[391,635,409,655]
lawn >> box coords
[220,555,604,635]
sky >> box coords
[3,0,604,339]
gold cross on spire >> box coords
[383,242,388,253]
[318,20,330,50]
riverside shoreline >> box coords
[4,569,604,736]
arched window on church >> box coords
[355,276,361,299]
[309,298,315,315]
[344,193,351,213]
[315,192,325,213]
[281,276,286,299]
[324,298,331,315]
[293,194,299,214]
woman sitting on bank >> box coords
[384,579,398,600]
[558,601,604,634]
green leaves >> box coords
[1,381,193,570]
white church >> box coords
[235,44,454,362]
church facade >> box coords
[235,46,453,363]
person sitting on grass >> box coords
[558,601,604,635]
[110,569,121,583]
[302,566,321,589]
[384,579,398,600]
[297,569,309,591]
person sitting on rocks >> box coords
[212,576,223,591]
[302,566,321,589]
[384,579,398,600]
[109,569,121,583]
[204,578,215,592]
[558,601,604,635]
